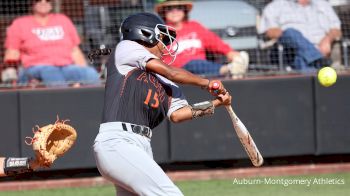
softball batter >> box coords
[93,12,231,196]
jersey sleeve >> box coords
[5,19,22,50]
[115,40,158,72]
[167,89,189,118]
[155,74,188,118]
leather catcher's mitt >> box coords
[25,117,77,169]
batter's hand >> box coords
[208,80,227,96]
[212,92,232,107]
[217,92,232,106]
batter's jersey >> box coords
[102,40,188,129]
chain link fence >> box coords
[0,0,349,87]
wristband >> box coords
[3,157,33,176]
[201,80,210,90]
[190,101,215,119]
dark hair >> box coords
[88,48,112,63]
[31,0,52,5]
[30,0,53,14]
[158,6,189,22]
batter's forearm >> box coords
[169,106,192,123]
[167,67,209,88]
[170,99,223,123]
[146,59,209,88]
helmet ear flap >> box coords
[140,29,152,37]
[140,28,158,46]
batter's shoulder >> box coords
[117,40,145,51]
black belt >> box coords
[121,122,152,139]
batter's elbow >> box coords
[170,114,180,123]
[170,112,183,123]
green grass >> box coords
[1,173,349,196]
[176,173,349,196]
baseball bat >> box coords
[225,105,264,167]
[212,81,263,167]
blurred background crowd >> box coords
[0,0,349,88]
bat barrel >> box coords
[225,105,264,167]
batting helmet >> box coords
[120,12,178,64]
[120,13,176,47]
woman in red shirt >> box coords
[155,0,249,77]
[4,0,100,87]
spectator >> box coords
[3,0,100,87]
[155,0,249,77]
[259,0,342,71]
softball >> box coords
[318,67,337,87]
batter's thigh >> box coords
[93,139,183,196]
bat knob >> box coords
[212,81,220,94]
[212,82,220,89]
[212,82,220,94]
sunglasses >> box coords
[163,5,187,12]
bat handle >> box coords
[212,81,220,95]
[225,105,237,120]
[212,82,220,89]
[212,81,227,95]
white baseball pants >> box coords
[93,122,184,196]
